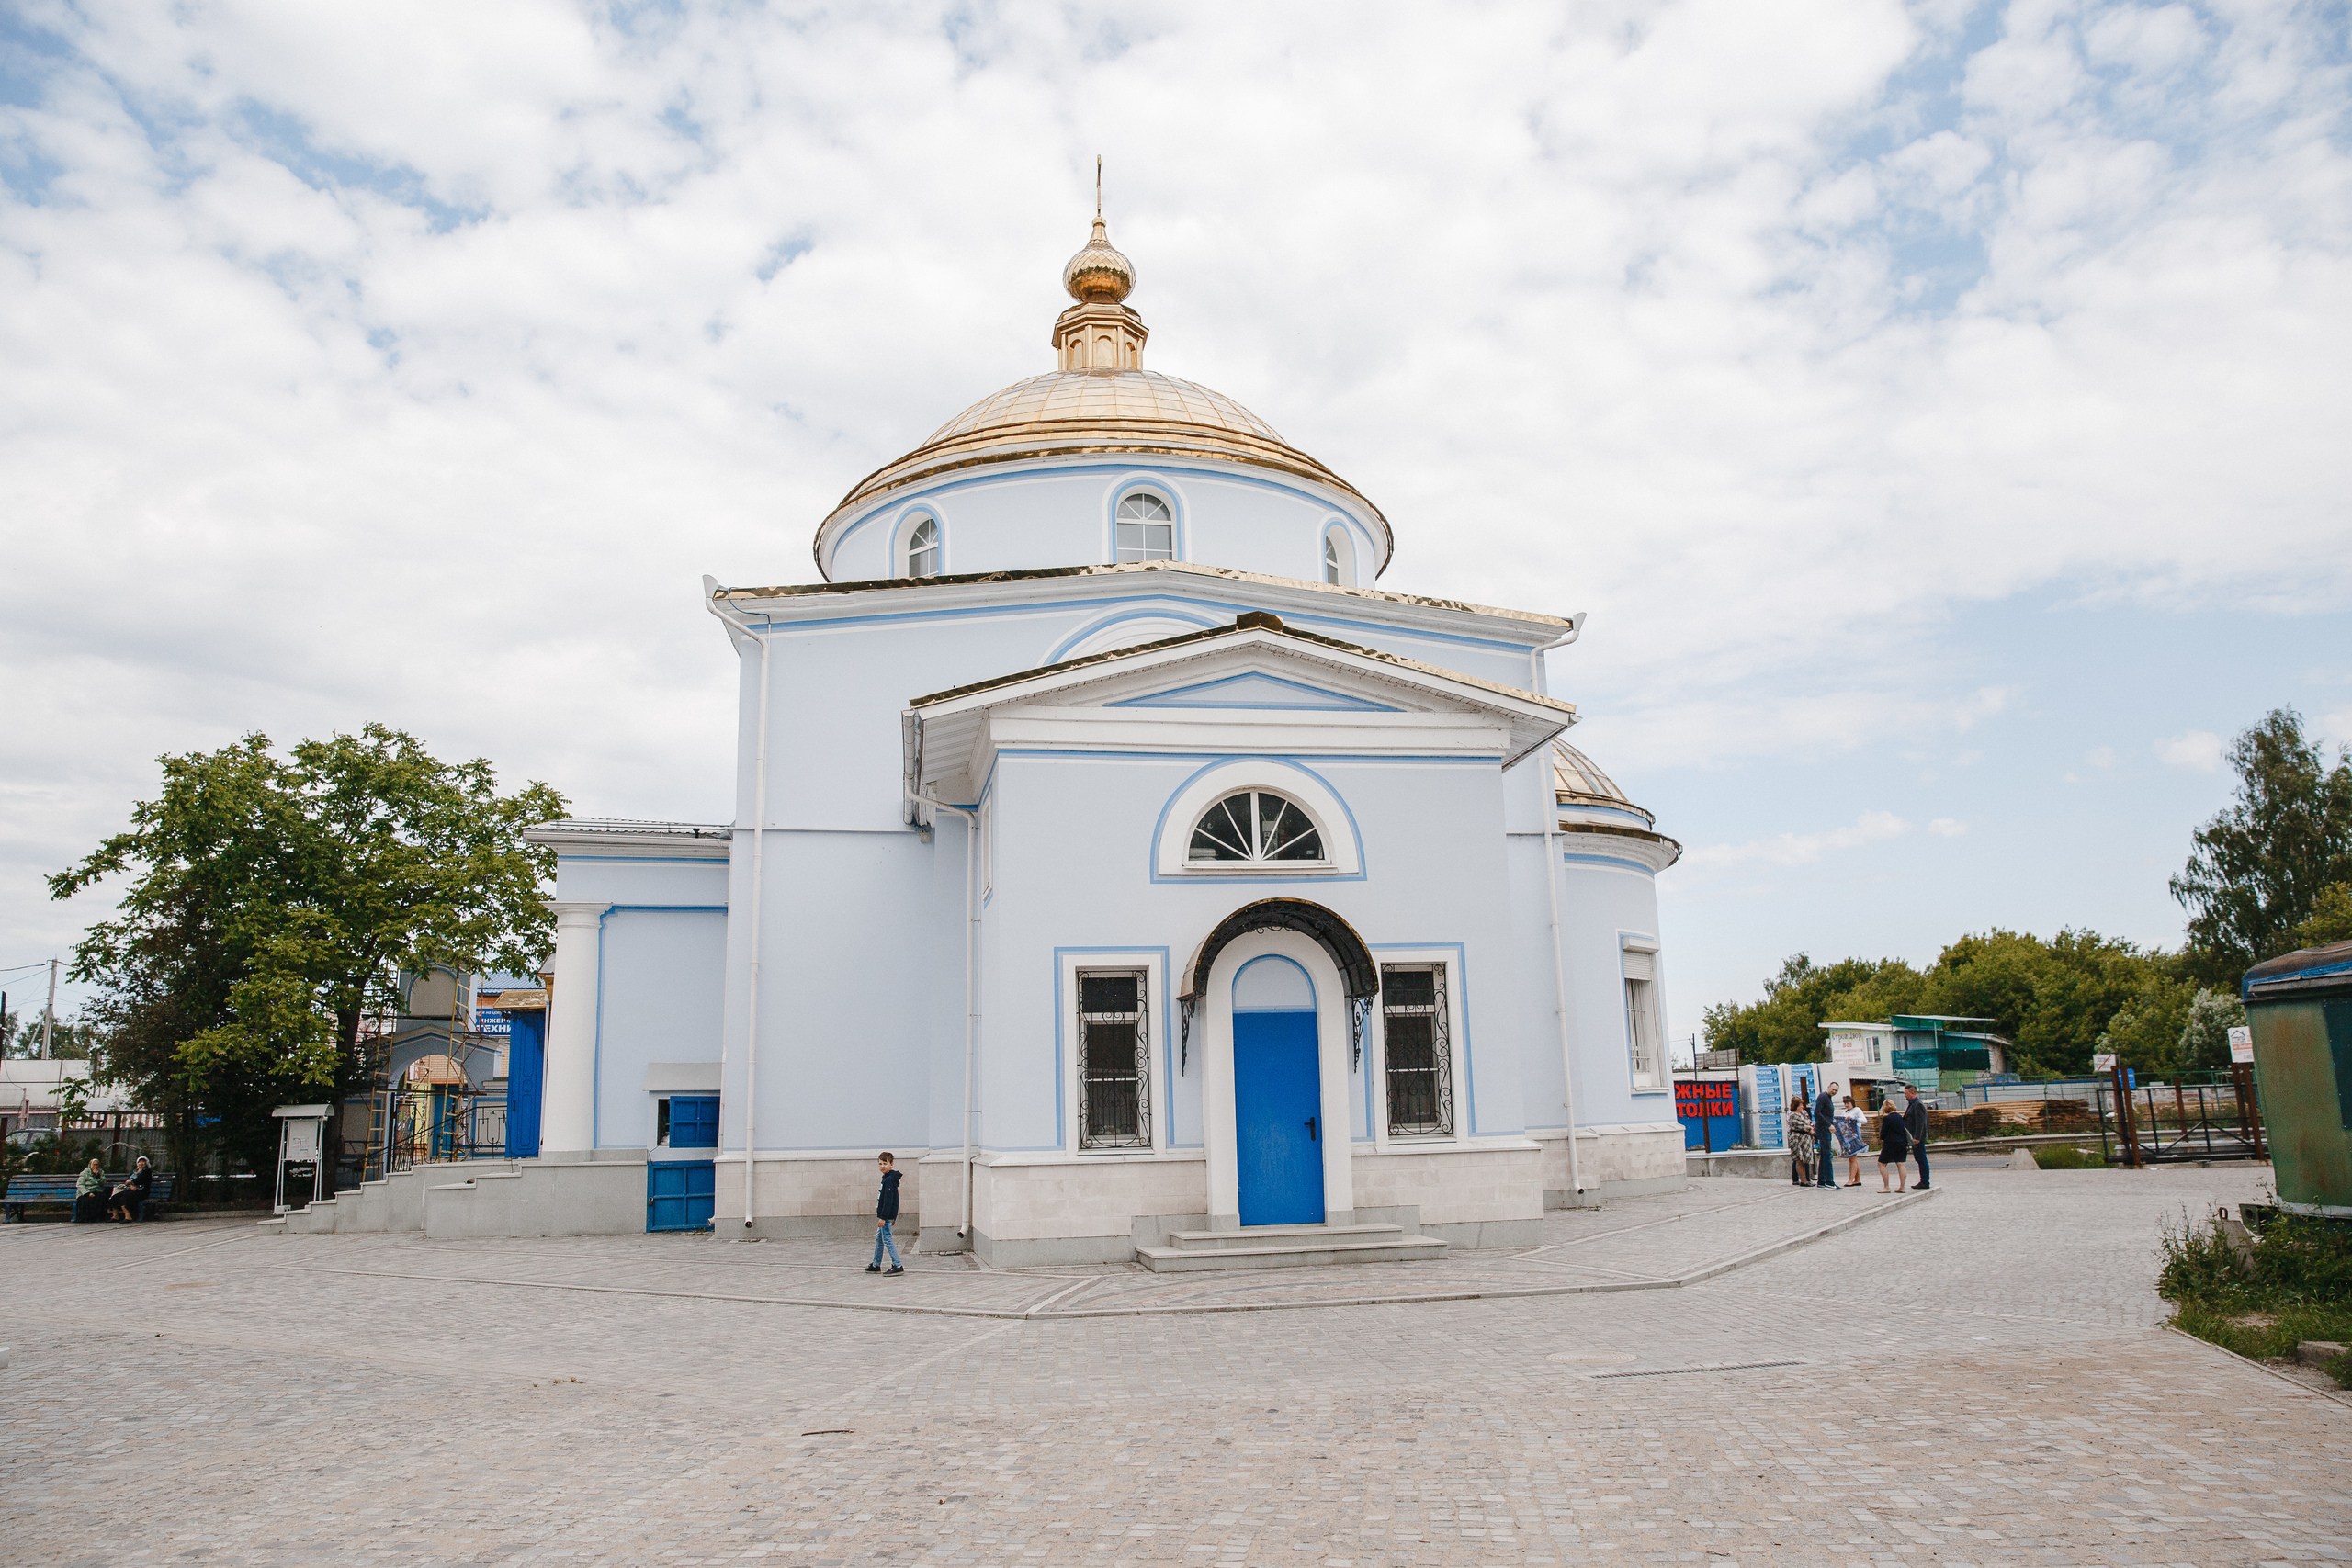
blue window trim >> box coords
[1052,945,1180,1151]
[896,506,944,579]
[1145,756,1370,886]
[1105,473,1188,565]
[1369,942,1499,1136]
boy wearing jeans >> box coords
[865,1152,904,1275]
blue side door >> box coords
[504,1012,544,1158]
[1234,1010,1324,1225]
[647,1160,715,1232]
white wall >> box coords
[593,907,728,1150]
[1554,857,1674,1129]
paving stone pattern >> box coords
[3,1168,2345,1565]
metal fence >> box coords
[2098,1072,2265,1166]
[366,1088,508,1179]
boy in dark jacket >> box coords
[866,1152,904,1275]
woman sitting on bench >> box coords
[74,1158,109,1223]
[107,1156,154,1222]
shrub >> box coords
[2160,1206,2352,1378]
[2031,1144,2107,1169]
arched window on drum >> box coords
[1115,493,1175,563]
[902,515,941,579]
[1321,525,1355,587]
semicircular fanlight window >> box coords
[1187,791,1324,864]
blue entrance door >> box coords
[647,1160,715,1232]
[503,1011,544,1157]
[1234,1010,1324,1225]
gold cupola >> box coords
[1052,182,1148,372]
[810,175,1396,581]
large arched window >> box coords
[903,515,940,578]
[1188,791,1325,864]
[1114,492,1175,563]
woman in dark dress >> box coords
[1876,1100,1911,1192]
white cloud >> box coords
[1678,810,1908,875]
[2,2,2348,978]
[2155,730,2225,771]
[1928,818,1967,837]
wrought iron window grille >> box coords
[1078,969,1152,1150]
[1380,963,1453,1137]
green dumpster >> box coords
[2243,938,2352,1218]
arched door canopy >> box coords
[1182,898,1379,1006]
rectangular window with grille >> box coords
[1381,964,1453,1136]
[1623,949,1666,1090]
[1077,969,1151,1150]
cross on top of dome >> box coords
[1052,159,1148,372]
[1062,159,1136,305]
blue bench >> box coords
[2,1171,175,1223]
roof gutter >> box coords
[704,577,771,1231]
[1532,616,1588,1203]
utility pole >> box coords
[43,957,59,1058]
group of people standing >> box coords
[1787,1083,1931,1194]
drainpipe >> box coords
[905,779,980,1247]
[705,580,771,1229]
[1532,621,1587,1203]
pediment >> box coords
[1107,671,1400,713]
[1009,639,1481,718]
[905,619,1577,805]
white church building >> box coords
[521,209,1684,1266]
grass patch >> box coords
[2029,1144,2108,1169]
[2159,1207,2352,1387]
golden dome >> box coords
[822,369,1386,536]
[810,186,1394,576]
[1062,216,1136,304]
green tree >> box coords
[2289,882,2352,950]
[2171,709,2352,984]
[1708,928,2186,1077]
[51,725,563,1176]
[6,1011,99,1059]
[2093,973,2197,1077]
[1922,928,2178,1077]
[2175,987,2246,1076]
[1702,953,1927,1062]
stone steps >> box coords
[1135,1220,1446,1273]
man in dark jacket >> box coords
[865,1151,904,1275]
[1813,1084,1841,1189]
[1904,1085,1931,1190]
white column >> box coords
[541,900,609,1157]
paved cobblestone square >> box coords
[4,1168,2346,1565]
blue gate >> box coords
[647,1160,715,1232]
[1234,1010,1324,1225]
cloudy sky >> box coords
[3,1,2347,1043]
